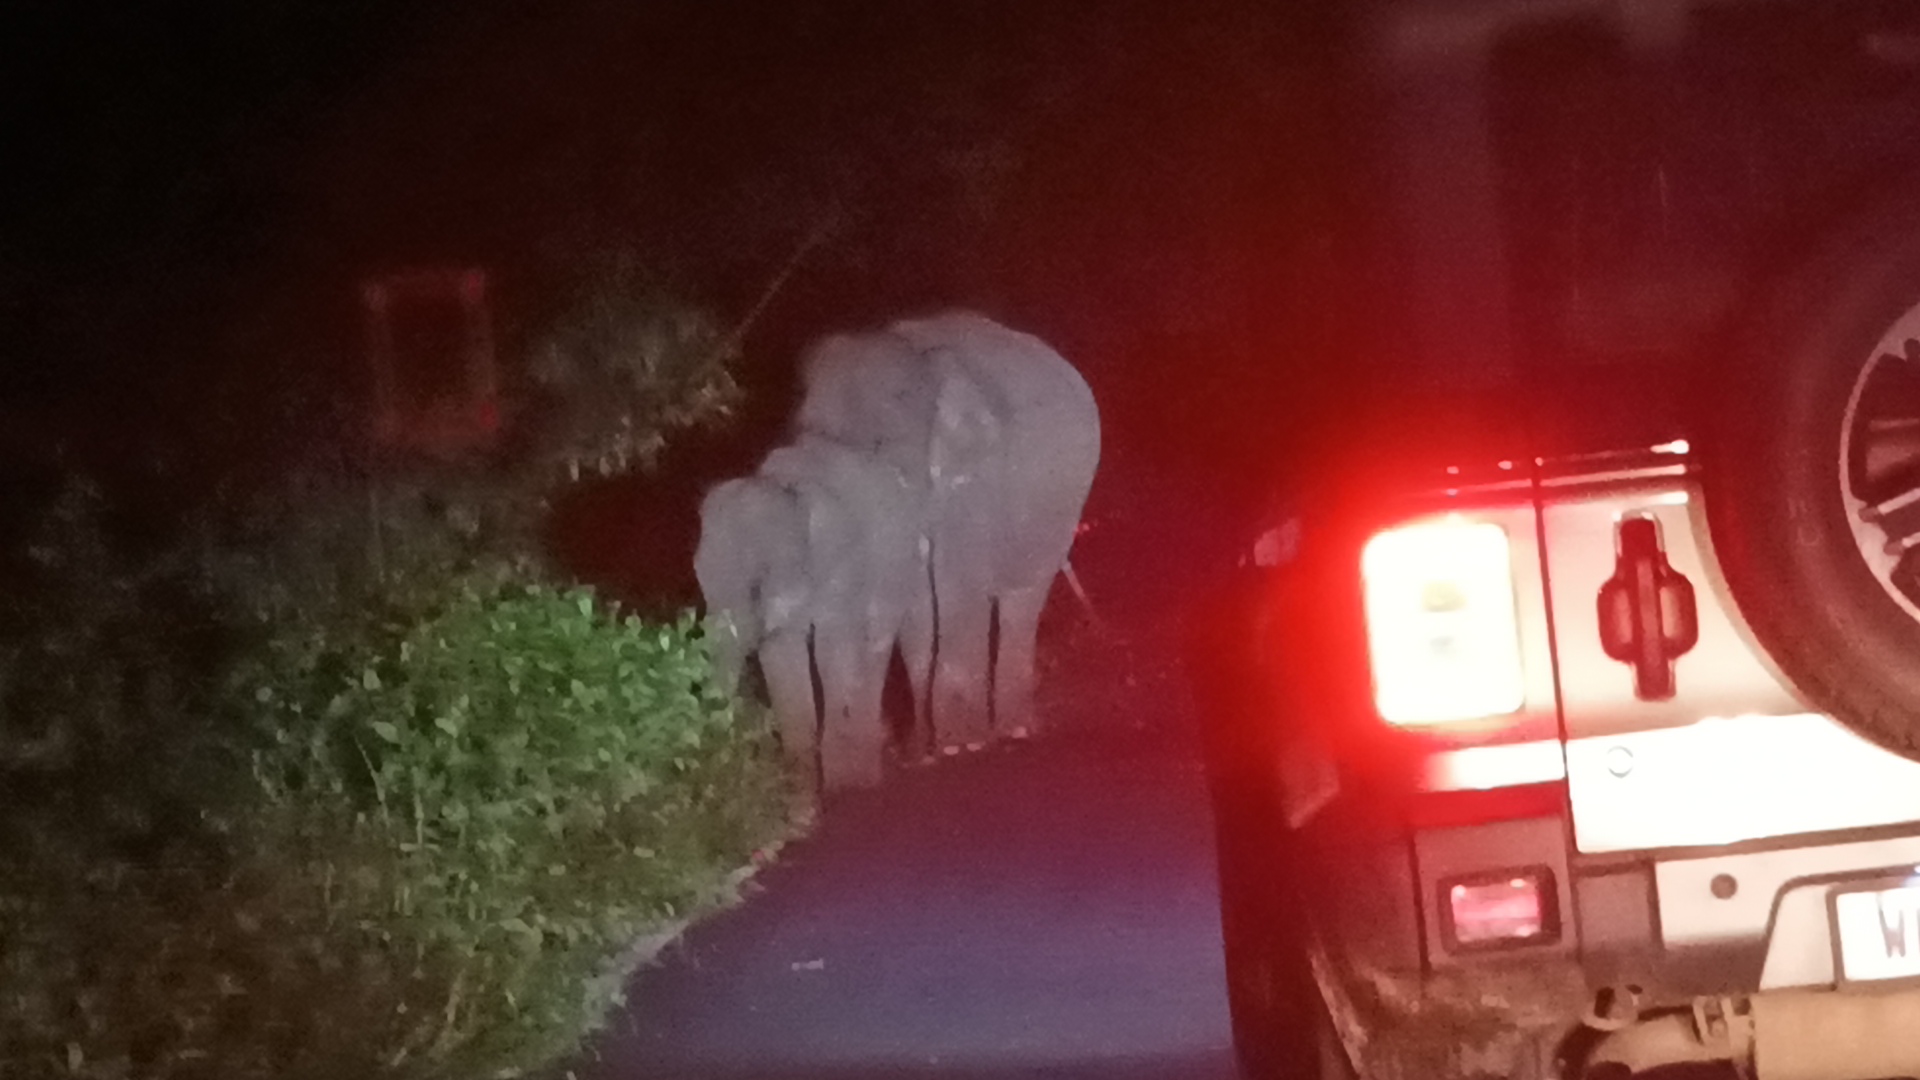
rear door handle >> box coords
[1598,514,1699,701]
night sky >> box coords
[0,1,1349,518]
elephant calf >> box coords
[694,436,926,799]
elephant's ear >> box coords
[929,358,1001,482]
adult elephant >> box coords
[795,311,1101,751]
[694,435,925,799]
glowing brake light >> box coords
[1361,519,1526,726]
[1442,869,1558,949]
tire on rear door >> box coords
[1703,190,1920,760]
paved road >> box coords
[583,725,1237,1080]
[579,462,1246,1080]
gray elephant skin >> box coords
[795,310,1101,751]
[694,434,925,796]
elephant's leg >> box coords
[814,627,887,790]
[930,560,994,749]
[897,568,936,760]
[993,583,1050,738]
[758,631,821,816]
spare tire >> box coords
[1705,193,1920,760]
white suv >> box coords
[1200,2,1920,1078]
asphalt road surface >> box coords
[578,462,1247,1080]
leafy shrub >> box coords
[2,562,787,1080]
[0,477,262,1080]
[0,477,229,808]
[522,251,742,482]
[2,270,784,1080]
[226,571,787,1078]
[199,455,510,632]
[196,251,746,630]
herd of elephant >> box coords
[694,311,1102,805]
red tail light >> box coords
[1361,518,1526,727]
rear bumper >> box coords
[1325,961,1920,1080]
[1311,942,1586,1080]
[1293,789,1920,1080]
[1290,791,1592,1079]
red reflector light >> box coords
[1441,869,1559,950]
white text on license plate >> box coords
[1834,882,1920,982]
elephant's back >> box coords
[889,312,1099,437]
[892,313,1101,587]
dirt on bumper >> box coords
[1324,951,1591,1080]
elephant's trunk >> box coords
[704,610,753,695]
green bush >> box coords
[2,552,789,1080]
[522,251,742,482]
[3,271,783,1080]
[0,477,265,1080]
[227,570,788,1078]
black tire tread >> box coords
[1704,191,1920,759]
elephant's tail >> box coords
[1060,560,1108,632]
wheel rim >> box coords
[1838,298,1920,621]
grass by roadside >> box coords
[1,556,799,1080]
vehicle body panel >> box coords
[1219,2,1920,1077]
[1250,447,1920,1077]
[1536,465,1920,853]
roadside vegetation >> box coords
[0,263,794,1080]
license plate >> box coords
[1832,879,1920,982]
